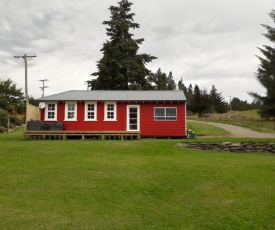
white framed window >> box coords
[65,102,77,121]
[154,107,177,121]
[45,102,57,121]
[104,102,117,121]
[85,102,97,121]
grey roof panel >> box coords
[36,90,186,102]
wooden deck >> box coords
[23,130,141,140]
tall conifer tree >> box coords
[91,0,156,90]
[178,78,188,97]
[151,68,167,90]
[250,9,275,117]
[167,71,176,90]
[209,85,228,113]
[187,84,193,103]
[149,69,176,90]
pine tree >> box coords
[91,0,156,90]
[250,9,275,118]
[178,78,188,97]
[209,85,228,113]
[167,71,176,90]
[200,88,211,115]
[190,85,211,116]
[190,84,201,114]
[149,69,176,90]
[187,84,193,103]
[150,68,167,90]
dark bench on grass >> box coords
[27,120,64,131]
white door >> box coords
[127,105,140,131]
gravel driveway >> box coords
[189,120,275,139]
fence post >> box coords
[7,113,10,137]
[252,118,253,124]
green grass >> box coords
[0,127,275,230]
[187,121,228,136]
[228,110,261,119]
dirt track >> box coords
[189,120,275,139]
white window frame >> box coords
[104,102,117,121]
[45,102,57,121]
[84,102,97,121]
[65,102,77,121]
[154,107,177,121]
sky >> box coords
[1,0,275,103]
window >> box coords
[85,102,97,121]
[104,102,117,121]
[65,102,77,121]
[45,103,57,121]
[154,108,177,121]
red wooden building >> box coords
[35,90,187,138]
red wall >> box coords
[41,101,186,137]
[140,102,186,137]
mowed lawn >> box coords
[0,127,275,230]
[187,121,228,136]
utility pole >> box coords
[14,54,36,124]
[85,80,93,90]
[39,79,49,97]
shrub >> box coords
[0,110,24,128]
[0,109,8,128]
[0,126,8,133]
[187,129,196,139]
[10,116,23,126]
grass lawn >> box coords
[187,121,228,136]
[0,127,274,230]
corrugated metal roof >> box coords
[36,90,186,102]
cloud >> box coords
[0,0,274,102]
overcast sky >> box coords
[1,0,274,103]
